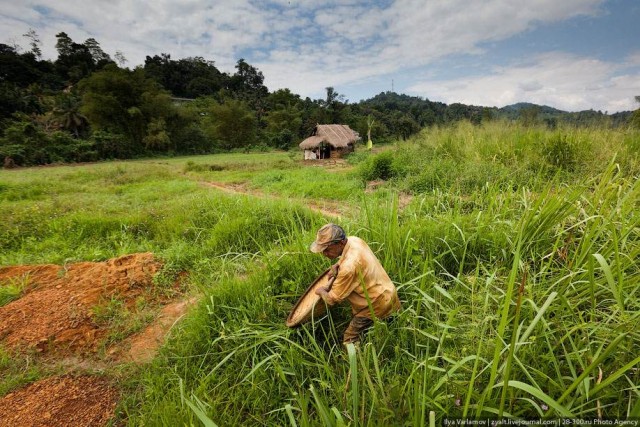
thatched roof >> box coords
[299,124,360,149]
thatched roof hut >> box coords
[299,124,360,159]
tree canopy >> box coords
[0,31,635,167]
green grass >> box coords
[0,278,27,307]
[1,123,639,425]
[0,346,44,397]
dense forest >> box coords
[1,31,637,166]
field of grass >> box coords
[1,122,639,425]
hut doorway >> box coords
[319,143,330,159]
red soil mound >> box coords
[0,375,118,427]
[0,253,196,426]
[0,253,161,355]
[107,296,196,363]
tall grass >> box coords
[1,124,638,424]
[358,121,640,195]
[0,279,26,307]
[122,166,638,424]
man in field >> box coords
[311,223,401,344]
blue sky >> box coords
[2,0,639,112]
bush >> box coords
[343,150,371,165]
[0,117,98,166]
[183,161,226,173]
[405,158,457,193]
[172,124,211,154]
[46,132,96,163]
[0,115,49,165]
[266,129,295,150]
[358,150,406,181]
[543,134,579,171]
[91,130,133,159]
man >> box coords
[311,223,401,344]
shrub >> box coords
[405,158,457,193]
[91,130,134,159]
[0,279,26,307]
[358,150,406,181]
[183,161,225,173]
[266,129,295,150]
[543,134,579,171]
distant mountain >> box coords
[500,102,565,115]
[496,102,632,126]
[357,92,633,130]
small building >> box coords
[299,124,360,159]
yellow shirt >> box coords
[326,236,401,319]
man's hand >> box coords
[314,286,330,297]
[328,264,340,280]
[316,266,339,302]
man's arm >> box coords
[328,263,339,279]
[316,260,359,305]
[315,272,338,302]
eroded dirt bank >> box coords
[0,253,194,426]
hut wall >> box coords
[332,145,354,158]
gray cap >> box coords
[310,223,346,253]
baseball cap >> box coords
[310,223,346,253]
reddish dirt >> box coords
[365,180,413,209]
[0,253,196,426]
[365,180,386,192]
[0,375,118,427]
[399,192,414,209]
[0,253,162,356]
[107,297,197,364]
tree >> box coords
[78,64,176,155]
[114,51,127,68]
[83,38,111,67]
[144,54,226,98]
[264,102,302,149]
[230,59,267,95]
[323,86,346,123]
[366,115,374,150]
[266,89,301,111]
[55,32,95,83]
[50,94,89,138]
[519,105,540,127]
[228,59,268,114]
[55,32,73,57]
[195,98,256,150]
[22,29,42,59]
[0,43,42,87]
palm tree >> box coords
[51,94,88,137]
[366,114,374,150]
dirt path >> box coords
[201,178,414,217]
[107,297,197,364]
[200,181,346,218]
[0,253,193,426]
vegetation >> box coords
[1,32,637,168]
[0,276,27,307]
[1,122,638,424]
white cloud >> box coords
[407,52,640,112]
[3,0,635,111]
[255,0,608,100]
[625,51,640,67]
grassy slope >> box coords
[1,123,639,425]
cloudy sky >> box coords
[2,0,639,112]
